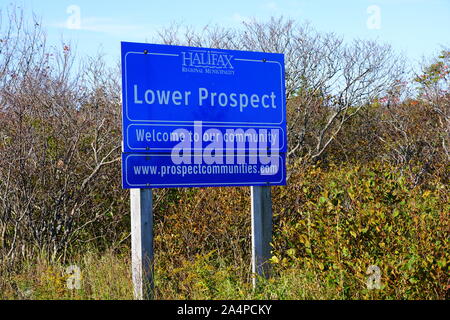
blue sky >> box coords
[3,0,450,69]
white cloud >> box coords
[48,17,152,38]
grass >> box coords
[0,250,399,300]
[1,251,134,300]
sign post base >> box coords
[130,188,154,300]
[251,185,273,288]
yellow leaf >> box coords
[270,256,280,264]
[422,190,431,198]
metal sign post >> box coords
[130,188,153,300]
[251,185,273,288]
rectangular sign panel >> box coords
[122,153,286,188]
[121,42,286,188]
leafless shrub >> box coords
[156,17,406,165]
[0,6,124,264]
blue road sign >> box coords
[121,42,286,189]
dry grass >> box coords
[0,250,342,300]
[0,251,133,300]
